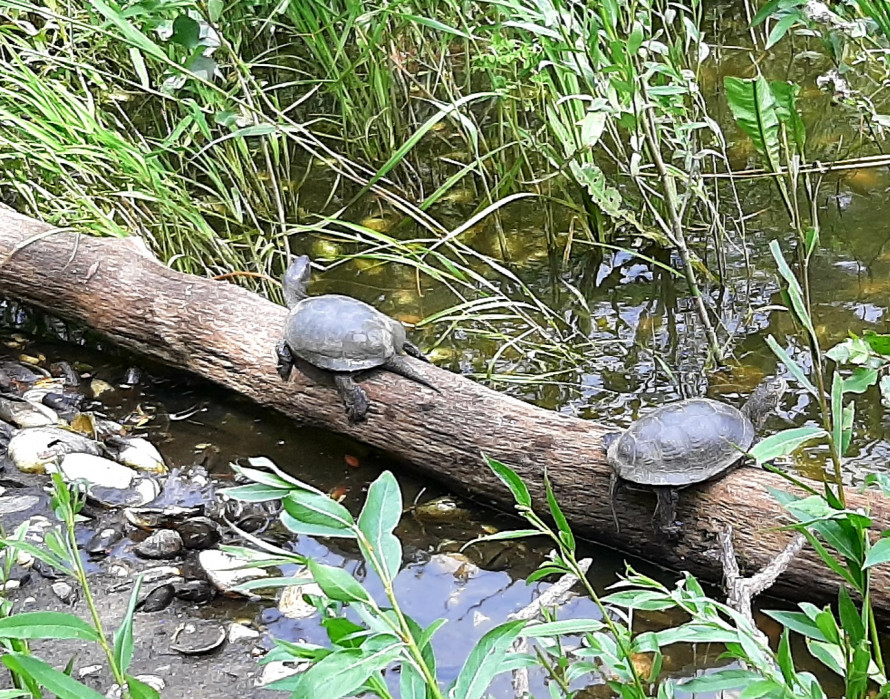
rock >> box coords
[228,622,260,643]
[0,493,41,515]
[134,529,183,560]
[49,361,81,387]
[278,581,323,620]
[198,549,270,595]
[8,427,102,474]
[53,453,135,489]
[0,396,57,428]
[78,664,103,679]
[51,581,77,604]
[105,675,164,698]
[257,660,310,687]
[50,453,160,507]
[106,436,167,474]
[124,504,204,531]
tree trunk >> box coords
[1,208,888,614]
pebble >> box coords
[0,494,40,515]
[105,675,164,698]
[108,436,167,474]
[228,622,260,643]
[257,660,309,687]
[51,581,77,604]
[78,664,103,679]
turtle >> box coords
[275,255,438,422]
[604,376,787,537]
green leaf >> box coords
[831,372,844,458]
[864,331,890,356]
[764,610,828,642]
[126,675,161,699]
[307,560,370,604]
[765,335,818,396]
[399,661,427,699]
[450,620,526,699]
[1,654,105,699]
[725,76,783,175]
[765,12,802,49]
[275,643,403,698]
[0,691,29,698]
[678,668,765,692]
[845,368,878,393]
[0,612,100,642]
[806,639,845,676]
[777,628,795,685]
[864,537,890,568]
[770,80,806,151]
[280,512,356,539]
[357,471,403,581]
[114,575,142,673]
[748,427,826,465]
[484,455,531,508]
[837,585,864,645]
[170,15,200,49]
[522,620,606,637]
[223,483,289,502]
[544,471,574,552]
[770,241,817,343]
[283,491,354,531]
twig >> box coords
[509,558,592,698]
[720,526,807,642]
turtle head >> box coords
[282,255,313,306]
[741,376,787,428]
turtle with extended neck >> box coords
[275,255,437,422]
[604,377,787,537]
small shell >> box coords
[170,620,226,655]
[173,579,216,604]
[134,529,183,560]
[136,583,175,613]
[177,517,221,550]
[84,526,125,556]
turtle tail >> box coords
[384,356,441,393]
[402,341,431,363]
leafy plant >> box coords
[0,474,156,699]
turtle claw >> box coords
[275,340,294,381]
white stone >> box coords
[78,664,103,678]
[257,659,310,687]
[52,453,136,489]
[228,622,261,643]
[199,550,270,594]
[0,494,41,515]
[113,437,167,474]
[51,581,76,604]
[8,427,100,474]
[278,581,322,620]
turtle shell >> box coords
[283,295,405,372]
[606,398,755,487]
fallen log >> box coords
[1,207,889,614]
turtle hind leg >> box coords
[653,487,681,539]
[334,374,370,423]
[384,356,441,393]
[608,472,623,533]
[402,341,431,363]
[275,340,294,381]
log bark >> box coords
[1,208,889,614]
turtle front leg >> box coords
[275,340,295,381]
[334,374,370,423]
[653,486,681,539]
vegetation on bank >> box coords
[3,0,890,696]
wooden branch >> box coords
[2,208,889,614]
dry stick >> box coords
[509,558,593,698]
[720,526,808,644]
